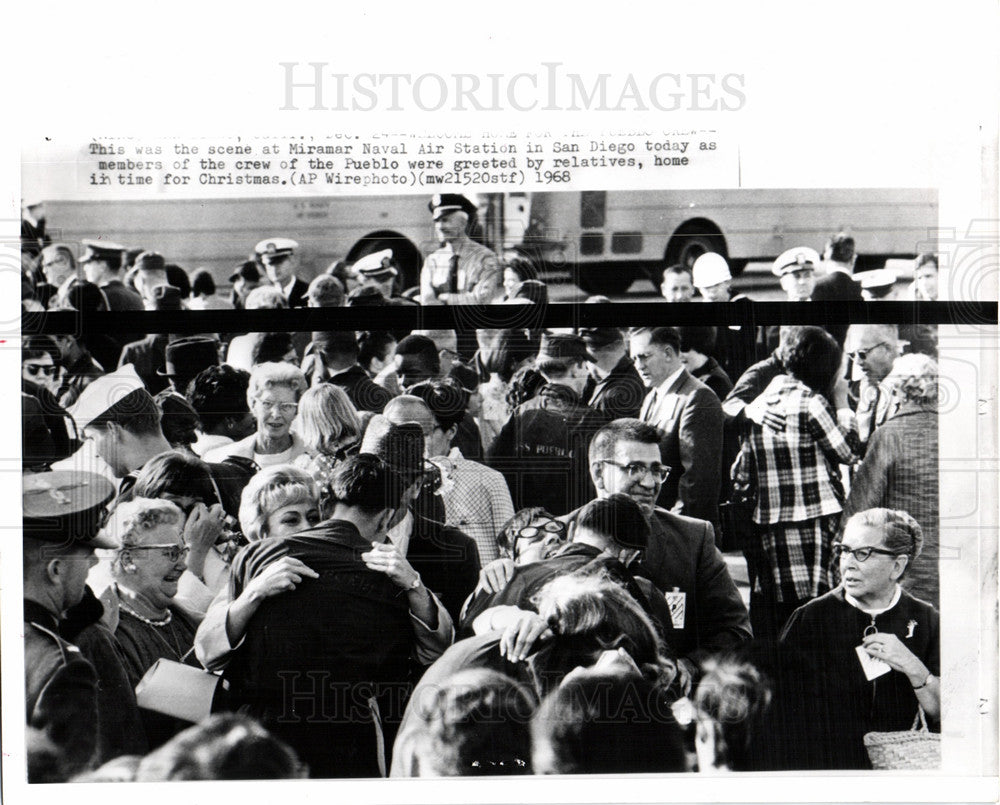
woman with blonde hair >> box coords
[293,384,362,488]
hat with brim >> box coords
[23,471,117,548]
[157,336,220,378]
[359,415,425,482]
[354,249,398,280]
[536,332,596,364]
[578,327,624,350]
[859,268,898,291]
[429,193,477,221]
[772,247,821,277]
[255,238,299,261]
[78,240,127,265]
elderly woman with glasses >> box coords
[843,354,940,608]
[202,362,308,468]
[102,498,203,748]
[777,508,939,769]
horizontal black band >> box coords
[21,301,997,336]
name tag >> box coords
[665,589,686,629]
[855,644,892,681]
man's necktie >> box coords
[447,253,460,294]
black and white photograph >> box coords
[3,3,998,804]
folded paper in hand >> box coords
[135,658,223,723]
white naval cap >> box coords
[772,247,821,277]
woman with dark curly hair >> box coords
[744,326,859,643]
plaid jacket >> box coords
[749,375,858,525]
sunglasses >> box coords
[850,342,890,361]
[23,363,59,378]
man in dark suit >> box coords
[579,327,645,420]
[23,471,116,781]
[256,237,309,308]
[78,239,144,312]
[631,326,724,528]
[301,331,394,413]
[560,420,751,679]
[813,232,863,303]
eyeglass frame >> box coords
[850,342,891,362]
[508,519,566,560]
[252,398,299,416]
[122,543,189,563]
[599,459,670,483]
[832,542,902,563]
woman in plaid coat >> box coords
[745,327,860,642]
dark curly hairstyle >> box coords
[781,326,843,393]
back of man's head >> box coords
[825,232,856,265]
[328,453,404,516]
[312,331,359,365]
[531,669,686,774]
[575,493,650,552]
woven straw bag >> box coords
[864,708,940,770]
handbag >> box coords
[717,438,757,552]
[863,708,940,770]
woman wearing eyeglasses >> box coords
[775,508,939,770]
[103,497,202,748]
[202,362,307,469]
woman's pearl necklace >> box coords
[119,599,172,627]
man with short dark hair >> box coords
[302,331,393,413]
[563,419,751,673]
[660,264,695,303]
[814,232,863,302]
[677,326,733,401]
[221,422,452,778]
[460,494,677,641]
[631,327,724,526]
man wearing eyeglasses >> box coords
[631,326,724,529]
[561,419,751,679]
[845,324,899,450]
[459,495,680,646]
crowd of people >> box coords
[20,196,943,781]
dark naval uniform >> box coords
[22,469,116,782]
[24,599,100,781]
